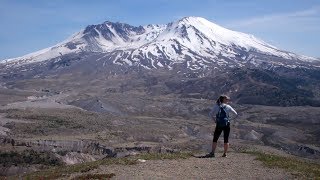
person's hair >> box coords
[216,95,230,105]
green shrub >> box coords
[0,150,62,166]
[71,173,116,180]
[22,152,192,179]
[245,151,320,179]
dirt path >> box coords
[87,152,292,180]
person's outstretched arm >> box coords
[229,106,238,116]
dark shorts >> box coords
[213,123,230,143]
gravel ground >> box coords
[85,152,293,180]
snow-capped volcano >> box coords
[1,17,318,69]
[1,17,320,109]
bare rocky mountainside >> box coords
[0,17,319,177]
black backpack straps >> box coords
[221,105,229,118]
[216,105,222,116]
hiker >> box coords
[207,95,238,158]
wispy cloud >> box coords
[224,5,320,57]
[227,6,320,30]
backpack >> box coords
[216,105,229,128]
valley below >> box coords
[0,73,319,176]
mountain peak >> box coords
[178,16,208,22]
[177,16,224,29]
[178,16,203,21]
[1,17,318,68]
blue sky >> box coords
[0,0,319,60]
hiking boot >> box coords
[202,152,215,158]
[222,153,227,157]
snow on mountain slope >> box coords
[1,16,318,69]
[0,31,85,66]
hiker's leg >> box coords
[223,124,231,154]
[223,143,229,154]
[212,142,217,153]
[212,127,222,153]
